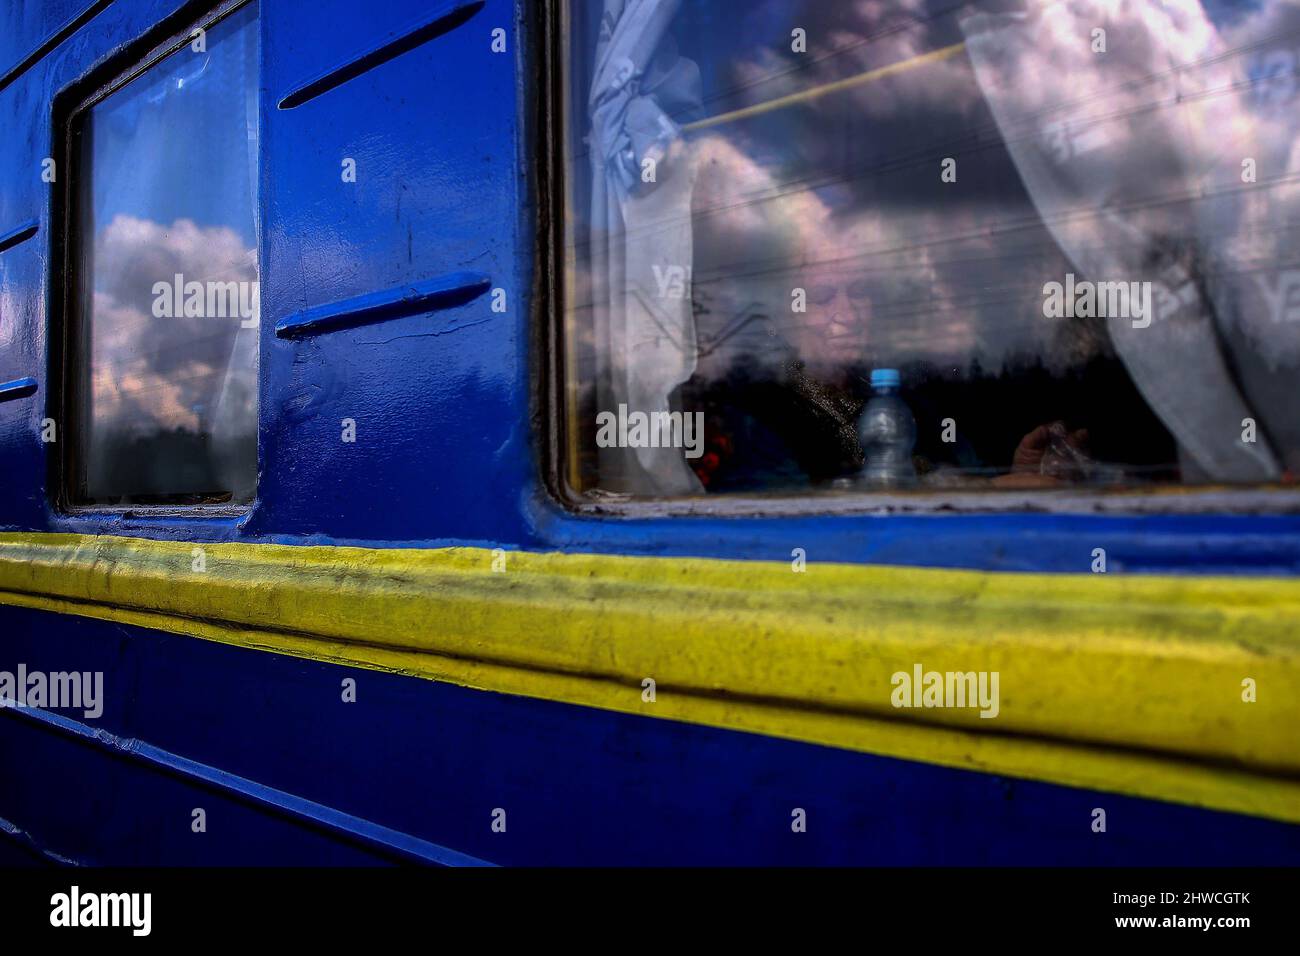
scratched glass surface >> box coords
[563,0,1300,497]
[74,3,259,506]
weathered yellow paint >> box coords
[1,532,1298,822]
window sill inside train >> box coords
[557,482,1300,519]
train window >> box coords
[66,2,259,507]
[560,0,1300,499]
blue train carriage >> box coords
[0,0,1298,866]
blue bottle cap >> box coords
[870,368,901,389]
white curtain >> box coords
[589,0,704,495]
[961,0,1282,482]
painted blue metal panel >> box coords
[2,605,1297,866]
[246,0,529,544]
[0,377,38,403]
[0,220,38,253]
[0,1,110,89]
[3,704,490,865]
[274,271,491,338]
[0,0,1292,572]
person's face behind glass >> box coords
[784,262,873,380]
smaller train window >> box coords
[63,2,259,507]
[559,0,1300,501]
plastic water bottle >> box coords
[857,368,917,488]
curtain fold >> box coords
[589,0,704,495]
[960,0,1283,482]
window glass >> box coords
[562,0,1300,498]
[72,2,259,505]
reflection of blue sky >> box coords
[1203,0,1267,26]
[80,1,260,500]
[87,2,257,247]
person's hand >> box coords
[992,421,1090,487]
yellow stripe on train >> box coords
[1,532,1298,823]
